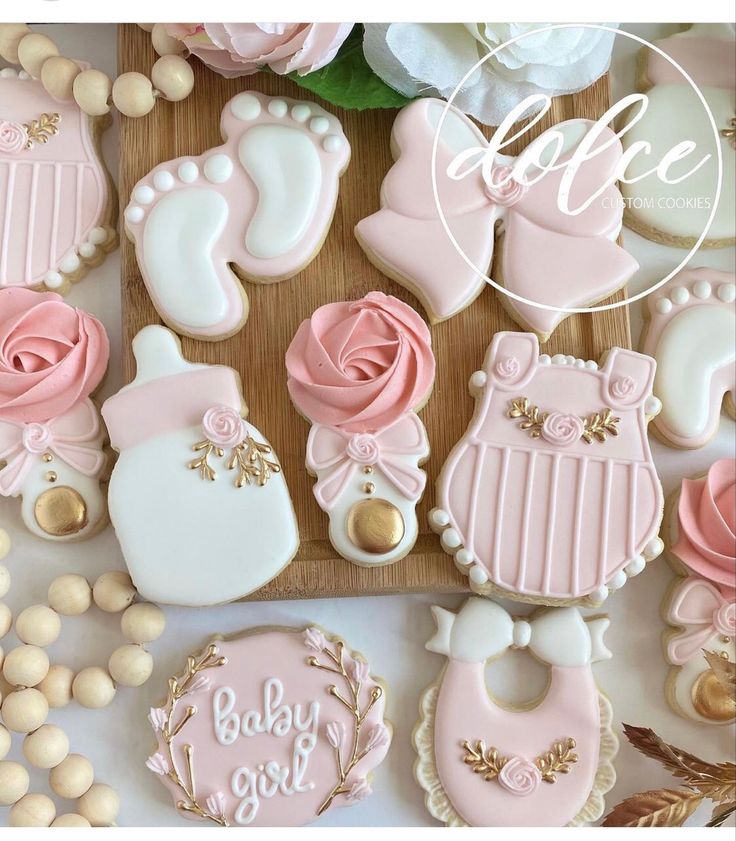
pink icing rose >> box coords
[540,412,584,447]
[21,422,53,454]
[713,601,736,637]
[346,433,379,465]
[484,164,527,207]
[201,405,244,449]
[164,23,354,79]
[0,121,28,155]
[497,756,542,797]
[674,459,736,590]
[611,376,636,400]
[0,288,109,424]
[286,292,435,433]
[495,356,520,380]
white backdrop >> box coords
[0,23,734,827]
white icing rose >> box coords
[497,756,542,796]
[21,422,53,454]
[714,602,736,637]
[0,120,28,155]
[484,165,527,207]
[541,412,584,447]
[346,433,380,465]
[201,405,245,449]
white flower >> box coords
[363,723,390,752]
[497,756,542,796]
[148,707,167,732]
[363,23,617,125]
[326,720,346,750]
[205,791,227,817]
[345,777,373,803]
[146,753,170,775]
[303,627,327,652]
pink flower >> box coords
[497,756,542,796]
[611,376,636,400]
[148,707,167,732]
[345,777,372,803]
[0,121,28,155]
[346,433,379,465]
[495,357,520,380]
[146,753,170,775]
[21,422,53,454]
[541,412,584,448]
[185,675,211,695]
[164,23,354,79]
[363,723,390,752]
[326,721,346,750]
[714,602,736,637]
[303,627,326,652]
[349,660,370,683]
[201,405,244,449]
[484,165,527,207]
[205,791,227,818]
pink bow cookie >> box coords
[667,576,736,665]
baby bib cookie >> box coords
[413,598,617,826]
[286,292,435,566]
[355,98,638,339]
[640,268,735,450]
[0,68,117,294]
[662,459,735,725]
[146,625,391,826]
[622,23,735,248]
[101,325,298,606]
[0,288,109,541]
[430,332,665,606]
[124,91,350,341]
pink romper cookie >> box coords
[0,68,117,293]
[286,292,435,566]
[355,98,638,339]
[414,598,617,826]
[124,91,350,341]
[146,626,391,826]
[0,288,109,541]
[430,331,665,605]
[662,459,735,725]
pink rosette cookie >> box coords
[662,459,735,725]
[413,598,617,826]
[0,288,109,541]
[146,625,391,826]
[286,292,435,567]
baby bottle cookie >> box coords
[430,331,665,605]
[0,288,109,541]
[413,598,617,826]
[146,625,391,826]
[101,325,298,606]
[0,68,117,293]
[286,292,435,567]
[662,459,735,725]
[124,91,350,341]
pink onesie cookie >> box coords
[640,268,735,450]
[286,292,435,566]
[146,626,391,826]
[124,91,350,341]
[0,67,117,294]
[355,98,638,339]
[662,459,735,725]
[0,288,109,541]
[430,331,664,605]
[413,598,617,826]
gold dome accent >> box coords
[346,498,405,554]
[692,669,736,722]
[34,486,88,537]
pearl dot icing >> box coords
[671,286,689,304]
[718,283,736,303]
[693,280,712,299]
[204,154,233,184]
[177,161,199,183]
[231,93,261,121]
[310,116,329,135]
[59,253,80,273]
[125,206,144,224]
[44,271,63,289]
[469,564,489,585]
[655,298,673,314]
[89,227,107,245]
[267,99,288,117]
[323,135,343,153]
[134,185,155,205]
[153,171,175,191]
[291,103,311,123]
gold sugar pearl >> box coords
[42,453,53,463]
[363,482,376,494]
[363,466,374,474]
[45,471,57,483]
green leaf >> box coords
[288,25,414,111]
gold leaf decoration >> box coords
[703,649,736,694]
[537,737,578,783]
[581,408,620,444]
[462,740,508,781]
[602,788,703,827]
[23,112,61,148]
[508,397,547,438]
[188,440,223,481]
[461,737,578,785]
[226,434,281,488]
[507,398,620,444]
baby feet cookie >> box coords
[414,598,617,826]
[101,325,298,606]
[0,288,109,541]
[640,268,735,449]
[430,332,665,606]
[662,459,735,725]
[622,23,735,248]
[146,625,391,826]
[355,98,638,339]
[0,68,117,294]
[124,92,350,340]
[286,292,435,566]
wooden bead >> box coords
[0,564,10,598]
[3,644,50,687]
[152,54,194,102]
[0,527,10,560]
[52,813,91,827]
[23,724,70,769]
[112,72,156,118]
[16,604,61,646]
[1,687,49,732]
[37,664,74,708]
[17,33,59,79]
[49,753,94,799]
[0,760,29,806]
[0,23,31,64]
[0,724,10,760]
[151,23,186,56]
[137,23,155,33]
[121,603,165,643]
[41,56,81,102]
[0,602,12,638]
[72,667,115,709]
[93,571,136,613]
[73,69,112,117]
[48,574,92,616]
[9,792,56,827]
[108,644,152,687]
[76,783,120,826]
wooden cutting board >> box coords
[118,24,631,601]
